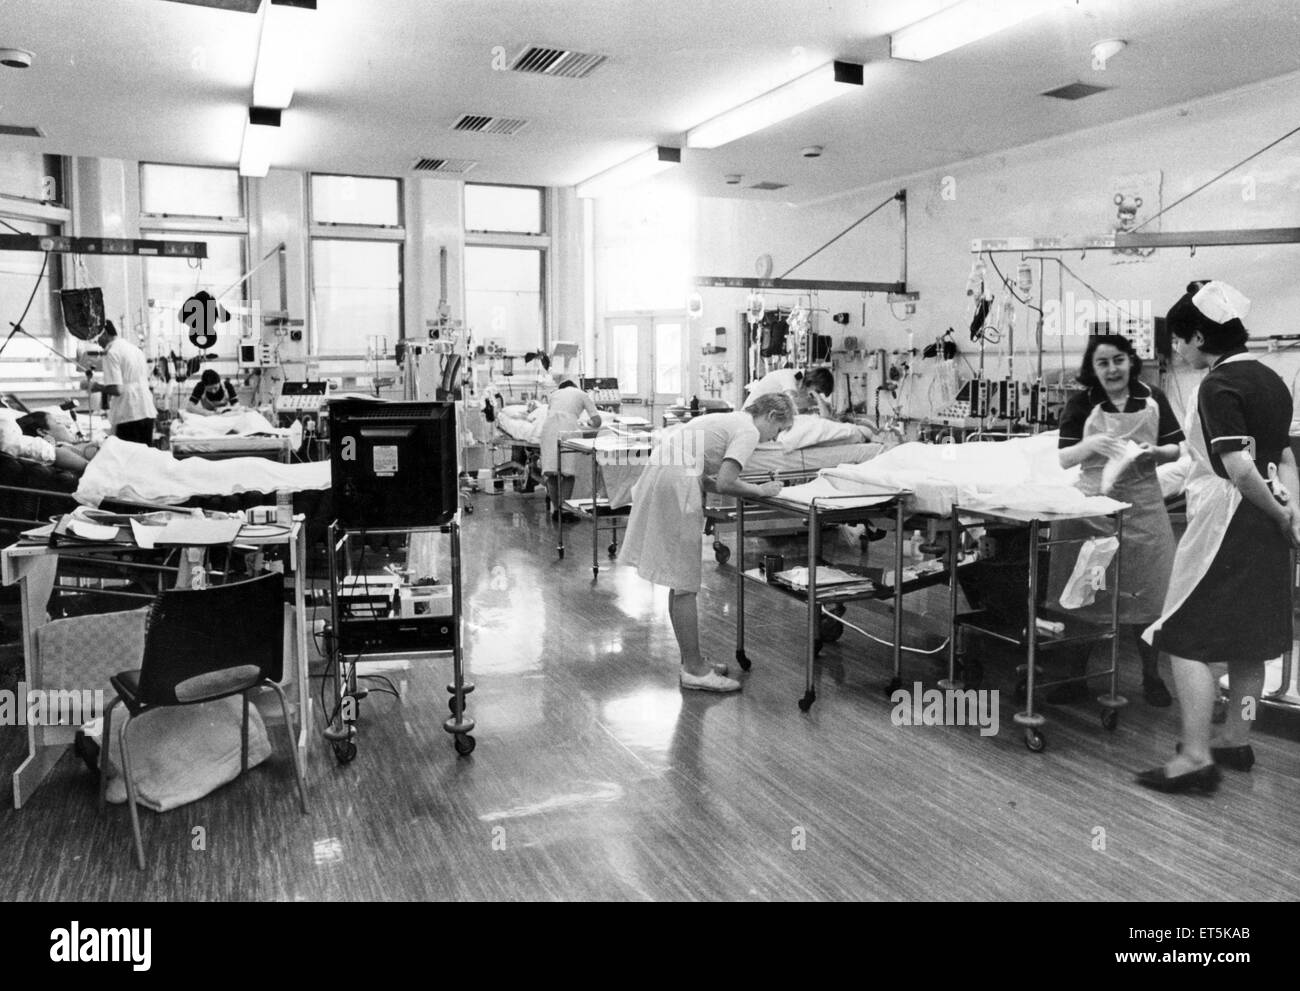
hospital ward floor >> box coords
[1,491,1298,902]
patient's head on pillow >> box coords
[802,367,834,397]
[17,411,77,444]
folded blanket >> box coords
[77,437,330,506]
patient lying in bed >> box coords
[76,436,329,506]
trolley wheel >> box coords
[885,677,903,697]
[1024,729,1046,753]
[735,649,751,672]
[1211,697,1228,725]
[592,566,599,578]
[608,543,617,558]
[1100,708,1119,732]
[713,543,731,565]
[463,503,474,515]
[798,689,816,712]
[454,734,476,756]
[557,547,565,559]
[332,741,357,764]
[448,696,468,715]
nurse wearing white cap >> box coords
[1137,281,1300,793]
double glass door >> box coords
[599,314,686,422]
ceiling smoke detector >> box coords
[724,174,743,185]
[0,49,33,69]
[801,145,823,158]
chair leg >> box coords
[119,717,146,871]
[99,696,121,810]
[264,680,309,814]
[240,691,249,775]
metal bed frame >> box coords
[941,504,1127,753]
[733,485,938,711]
[555,432,650,577]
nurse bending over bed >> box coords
[618,393,796,693]
[539,380,602,521]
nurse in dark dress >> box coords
[1137,281,1300,793]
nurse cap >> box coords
[1191,281,1250,324]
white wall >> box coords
[682,69,1300,421]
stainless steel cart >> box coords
[942,504,1127,752]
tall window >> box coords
[309,174,403,355]
[463,184,548,353]
[0,153,69,385]
[140,163,248,359]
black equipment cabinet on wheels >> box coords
[323,399,475,760]
[323,521,475,760]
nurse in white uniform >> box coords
[744,366,836,418]
[539,380,601,520]
[619,393,795,692]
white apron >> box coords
[1142,353,1289,660]
[1048,395,1175,624]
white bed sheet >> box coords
[800,432,1126,517]
[76,437,329,506]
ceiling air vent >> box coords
[750,181,788,191]
[0,124,43,138]
[510,46,608,79]
[452,114,529,136]
[1041,81,1111,101]
[413,158,478,175]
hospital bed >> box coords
[704,431,883,564]
[168,410,298,463]
[552,416,879,576]
[483,400,545,494]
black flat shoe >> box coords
[1142,676,1173,707]
[1174,742,1255,771]
[1135,763,1221,794]
[74,729,101,781]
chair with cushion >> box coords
[98,571,308,869]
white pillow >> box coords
[0,416,55,464]
[778,415,867,453]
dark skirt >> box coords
[1153,500,1292,663]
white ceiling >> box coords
[2,0,1299,203]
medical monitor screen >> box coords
[329,399,458,528]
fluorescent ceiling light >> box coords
[252,0,317,109]
[239,107,281,177]
[686,61,863,150]
[890,0,1057,62]
[576,146,681,199]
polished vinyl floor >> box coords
[2,489,1299,901]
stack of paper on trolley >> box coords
[130,516,243,548]
[777,566,875,592]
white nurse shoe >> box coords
[680,667,742,693]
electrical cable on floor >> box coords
[819,604,950,655]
